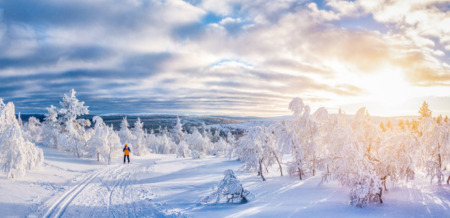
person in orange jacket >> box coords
[123,144,131,164]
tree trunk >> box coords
[377,187,383,204]
[381,176,388,191]
[259,158,266,181]
[272,151,283,176]
[298,159,303,180]
[97,152,100,162]
[447,175,450,185]
[438,153,442,169]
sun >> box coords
[363,67,411,115]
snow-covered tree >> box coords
[185,127,211,158]
[148,130,177,154]
[50,89,91,157]
[323,107,384,207]
[23,116,42,143]
[131,118,148,156]
[279,98,319,180]
[172,116,184,144]
[201,169,254,204]
[17,112,23,127]
[87,116,121,164]
[176,141,189,158]
[237,125,282,181]
[376,133,417,187]
[172,116,190,158]
[0,99,44,178]
[225,131,237,158]
[118,117,134,146]
[212,137,230,157]
[41,105,60,149]
[418,117,450,184]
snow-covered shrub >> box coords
[201,169,254,204]
[0,99,43,178]
[87,116,122,164]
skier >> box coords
[123,144,130,164]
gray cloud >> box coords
[0,0,449,117]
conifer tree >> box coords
[419,101,432,118]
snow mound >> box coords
[201,169,254,204]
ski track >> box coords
[43,167,107,218]
[37,162,152,218]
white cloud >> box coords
[326,0,362,16]
[308,2,341,21]
[1,0,449,116]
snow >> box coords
[1,145,450,217]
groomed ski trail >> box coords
[35,160,159,218]
[43,167,108,218]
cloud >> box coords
[0,0,449,116]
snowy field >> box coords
[1,145,449,218]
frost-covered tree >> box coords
[148,130,177,154]
[436,115,443,124]
[237,125,282,181]
[17,112,23,127]
[321,107,384,207]
[131,118,148,156]
[41,105,60,149]
[398,119,405,130]
[87,116,121,164]
[213,137,230,157]
[0,99,44,178]
[280,98,319,180]
[201,169,254,204]
[386,120,392,130]
[118,116,134,146]
[376,133,417,187]
[172,116,189,158]
[418,117,450,184]
[23,116,42,143]
[176,141,189,158]
[49,89,91,157]
[172,116,184,144]
[185,127,211,159]
[225,131,237,158]
[380,122,386,132]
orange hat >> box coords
[125,144,128,147]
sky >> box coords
[0,0,449,117]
